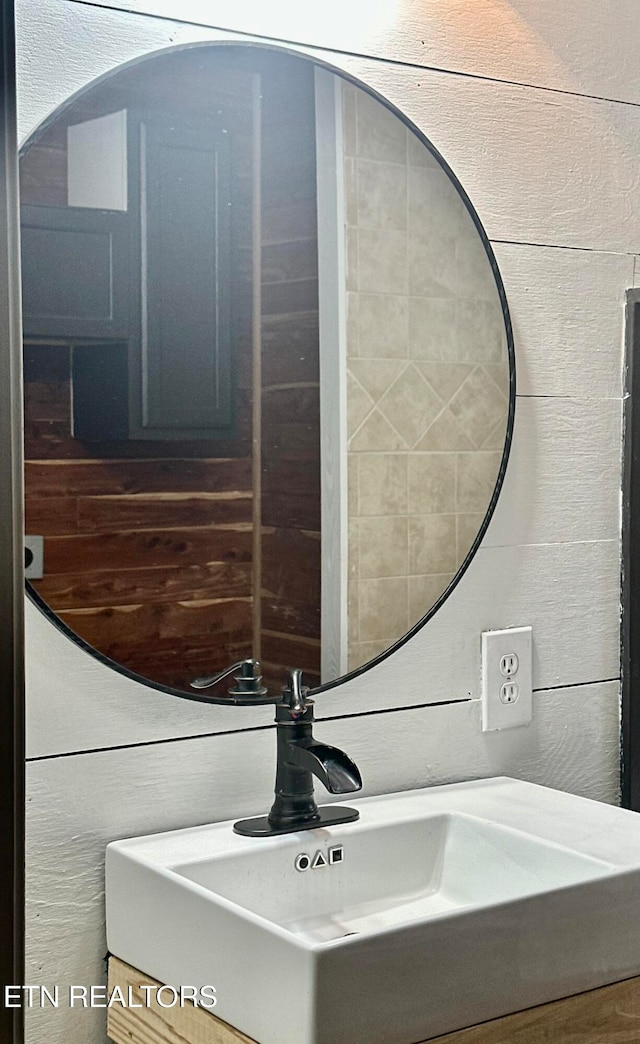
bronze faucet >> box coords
[191,661,362,836]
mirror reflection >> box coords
[20,45,511,696]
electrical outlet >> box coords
[481,627,532,731]
[500,653,518,677]
[500,681,519,704]
[24,535,44,580]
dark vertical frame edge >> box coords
[622,289,640,809]
[0,0,25,1038]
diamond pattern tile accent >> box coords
[481,414,510,451]
[415,408,474,451]
[347,371,375,438]
[349,407,406,452]
[349,360,406,403]
[413,361,474,402]
[377,364,443,448]
[449,366,509,449]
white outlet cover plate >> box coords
[24,534,44,580]
[481,626,532,731]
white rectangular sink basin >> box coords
[106,778,640,1044]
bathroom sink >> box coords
[106,778,640,1043]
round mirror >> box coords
[21,43,514,698]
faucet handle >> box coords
[281,667,310,717]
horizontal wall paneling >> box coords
[485,397,621,548]
[17,4,640,253]
[494,243,630,399]
[27,537,620,757]
[62,0,640,107]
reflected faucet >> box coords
[191,658,274,704]
[191,662,363,837]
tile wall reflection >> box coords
[343,83,509,670]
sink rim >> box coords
[108,780,623,952]
[110,774,627,860]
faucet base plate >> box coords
[233,805,359,837]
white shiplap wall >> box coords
[20,3,631,1042]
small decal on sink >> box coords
[295,845,343,871]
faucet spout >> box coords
[233,667,363,837]
[292,740,362,794]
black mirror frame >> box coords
[22,37,516,705]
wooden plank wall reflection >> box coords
[21,60,256,690]
[259,58,321,691]
[22,51,322,694]
[24,342,256,689]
